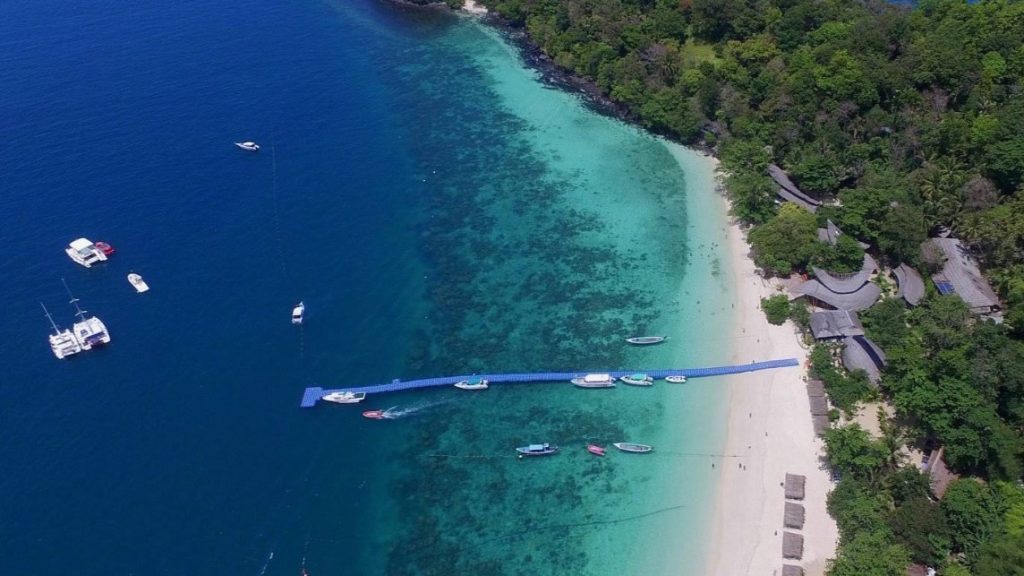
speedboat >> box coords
[128,273,150,293]
[65,238,108,268]
[516,443,559,457]
[570,373,616,388]
[586,444,606,456]
[613,442,653,453]
[235,141,260,152]
[454,377,488,390]
[322,391,367,404]
[362,409,387,420]
[620,373,653,386]
[292,302,304,325]
[626,336,667,345]
[665,375,687,383]
[94,241,115,255]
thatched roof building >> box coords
[818,219,870,249]
[924,446,958,499]
[894,263,926,307]
[809,309,864,341]
[927,238,1000,314]
[782,565,804,576]
[785,473,806,500]
[783,531,804,559]
[791,254,881,311]
[806,380,830,436]
[784,502,806,529]
[842,335,887,385]
[769,164,821,213]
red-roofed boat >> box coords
[94,241,115,255]
[362,410,386,420]
[586,444,606,456]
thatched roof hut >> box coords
[784,502,805,529]
[927,238,1000,313]
[809,309,864,341]
[783,531,804,559]
[769,164,821,213]
[925,446,959,499]
[785,473,806,500]
[842,335,887,385]
[806,380,825,397]
[818,219,870,249]
[894,263,926,306]
[782,565,804,576]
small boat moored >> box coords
[613,442,653,453]
[620,373,654,386]
[322,391,367,404]
[571,373,616,388]
[626,336,667,345]
[127,273,150,293]
[292,302,304,325]
[516,443,559,457]
[665,375,687,383]
[454,377,489,391]
[586,444,606,456]
[235,141,260,152]
[65,238,108,268]
[94,241,116,255]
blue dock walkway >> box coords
[300,358,800,407]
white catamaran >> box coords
[42,302,81,359]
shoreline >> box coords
[705,175,839,575]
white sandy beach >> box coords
[705,164,839,575]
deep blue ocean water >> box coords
[0,2,733,574]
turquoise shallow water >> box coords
[0,2,735,574]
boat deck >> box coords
[299,358,799,407]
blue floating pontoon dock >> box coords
[300,358,800,407]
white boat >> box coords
[128,273,150,293]
[42,303,81,359]
[620,373,653,386]
[626,336,667,345]
[571,373,616,388]
[321,391,367,404]
[613,442,653,453]
[63,280,110,350]
[454,377,489,390]
[235,141,260,152]
[292,301,304,325]
[65,238,108,268]
[665,375,687,383]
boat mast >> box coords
[61,277,88,322]
[40,302,61,334]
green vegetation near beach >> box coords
[485,0,1024,574]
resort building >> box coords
[893,263,926,307]
[790,255,881,312]
[841,336,887,385]
[769,164,821,213]
[925,238,1001,314]
[817,219,869,249]
[809,310,864,341]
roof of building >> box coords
[783,532,804,559]
[792,279,881,311]
[809,310,864,340]
[782,565,804,576]
[926,446,959,499]
[785,473,806,500]
[806,380,826,397]
[809,396,829,415]
[784,502,806,529]
[928,238,1000,312]
[818,219,870,249]
[894,263,926,306]
[812,414,830,436]
[770,164,822,213]
[842,335,887,384]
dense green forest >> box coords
[469,0,1024,574]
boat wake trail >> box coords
[381,397,452,419]
[256,551,274,576]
